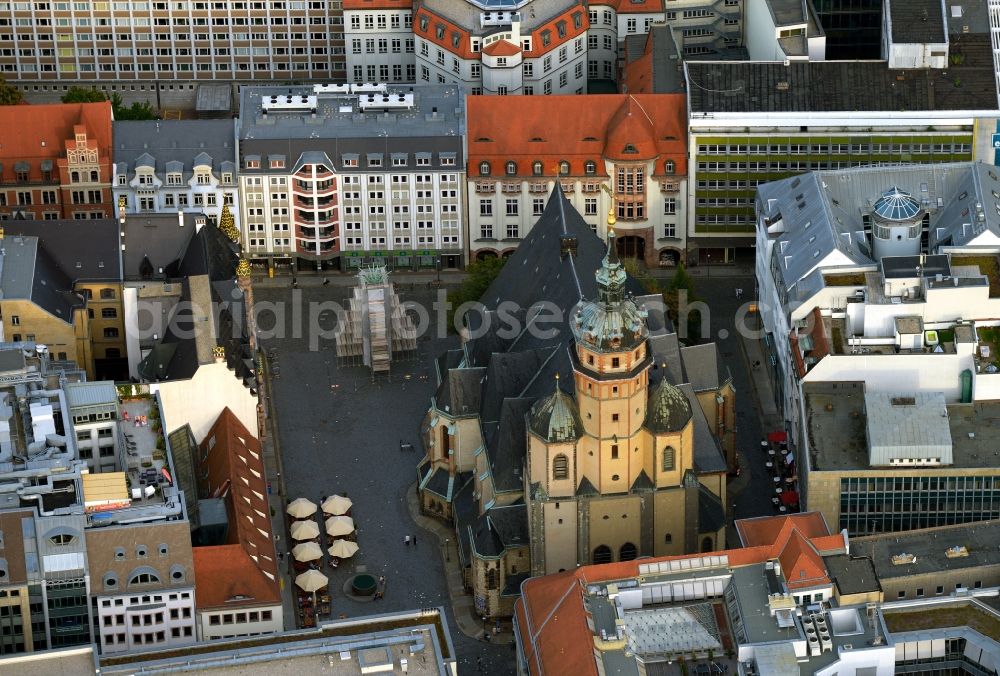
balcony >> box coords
[292,180,337,198]
[475,181,496,194]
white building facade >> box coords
[344,1,416,83]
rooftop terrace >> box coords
[883,602,1000,642]
[854,520,1000,581]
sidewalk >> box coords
[405,483,515,645]
[259,348,298,630]
[251,271,467,289]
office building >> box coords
[685,13,997,263]
[466,93,687,265]
[0,102,112,221]
[238,83,465,272]
[0,1,347,102]
[113,120,239,232]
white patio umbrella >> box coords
[321,494,353,515]
[292,541,323,562]
[328,539,359,559]
[325,515,355,537]
[290,519,320,541]
[295,568,329,605]
[286,497,317,519]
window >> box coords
[9,315,18,326]
[593,545,612,564]
[665,160,675,174]
[128,570,160,586]
[552,454,568,480]
[611,357,620,368]
[532,161,543,176]
[662,446,675,471]
[104,328,119,338]
[585,198,597,215]
[664,198,677,215]
[101,308,117,319]
[479,161,491,176]
[100,288,116,299]
[533,198,544,215]
[479,200,493,216]
[505,199,518,216]
[584,160,597,175]
[505,161,517,176]
[49,533,75,545]
[610,444,619,459]
[559,161,570,175]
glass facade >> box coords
[46,579,90,648]
[691,133,974,237]
[840,475,1000,535]
[811,0,883,59]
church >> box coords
[417,189,734,617]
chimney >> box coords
[559,234,578,259]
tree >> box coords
[447,256,506,331]
[61,86,107,103]
[662,264,703,342]
[218,204,240,243]
[623,258,660,294]
[0,77,22,106]
[110,92,159,120]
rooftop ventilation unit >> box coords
[313,83,352,95]
[358,93,416,112]
[352,82,388,94]
[261,94,317,113]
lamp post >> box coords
[443,538,450,562]
[435,256,442,284]
[706,252,712,278]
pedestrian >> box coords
[404,535,411,546]
[323,278,330,286]
[477,657,484,672]
[412,534,417,546]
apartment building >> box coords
[685,3,997,264]
[0,0,347,102]
[0,221,126,381]
[343,0,415,84]
[466,93,687,265]
[113,120,239,231]
[0,102,112,221]
[238,83,465,272]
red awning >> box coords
[767,431,787,443]
[780,490,799,506]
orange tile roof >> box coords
[343,0,411,8]
[414,7,476,59]
[193,544,281,609]
[522,4,589,59]
[0,101,112,184]
[777,530,831,590]
[199,408,279,593]
[735,511,831,548]
[467,94,687,178]
[517,513,848,675]
[623,32,655,94]
[482,39,521,57]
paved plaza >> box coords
[256,284,515,675]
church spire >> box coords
[596,227,626,305]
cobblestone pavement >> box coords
[256,285,516,675]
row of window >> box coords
[697,143,973,155]
[896,581,984,599]
[207,609,273,626]
[122,171,231,186]
[4,60,335,74]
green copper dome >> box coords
[529,378,583,443]
[644,377,691,433]
[571,230,648,353]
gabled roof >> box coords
[776,529,830,590]
[0,102,112,183]
[192,544,281,609]
[482,39,520,57]
[467,94,687,177]
[735,511,832,548]
[197,408,279,593]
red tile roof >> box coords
[0,101,112,184]
[623,33,655,94]
[414,7,476,59]
[736,511,831,548]
[467,94,687,178]
[192,544,281,609]
[199,408,279,593]
[482,39,522,57]
[516,513,847,675]
[522,5,589,59]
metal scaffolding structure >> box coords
[334,266,418,374]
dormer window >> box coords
[541,30,551,46]
[623,144,638,154]
[269,158,285,169]
[245,159,260,169]
[479,161,491,176]
[419,15,428,31]
[584,160,597,175]
[222,172,233,184]
[117,174,127,186]
[435,24,445,39]
[559,161,570,176]
[532,161,543,176]
[505,161,517,176]
[665,160,675,174]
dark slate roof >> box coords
[888,0,946,43]
[824,554,882,596]
[698,484,726,535]
[686,52,998,113]
[486,398,533,493]
[679,383,728,474]
[631,469,654,492]
[644,375,692,433]
[479,347,556,423]
[434,367,486,417]
[114,120,236,180]
[2,219,121,283]
[138,224,248,383]
[423,466,452,499]
[470,503,529,559]
[452,476,477,566]
[680,343,732,391]
[576,476,599,496]
[121,213,204,281]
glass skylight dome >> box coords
[872,186,922,222]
